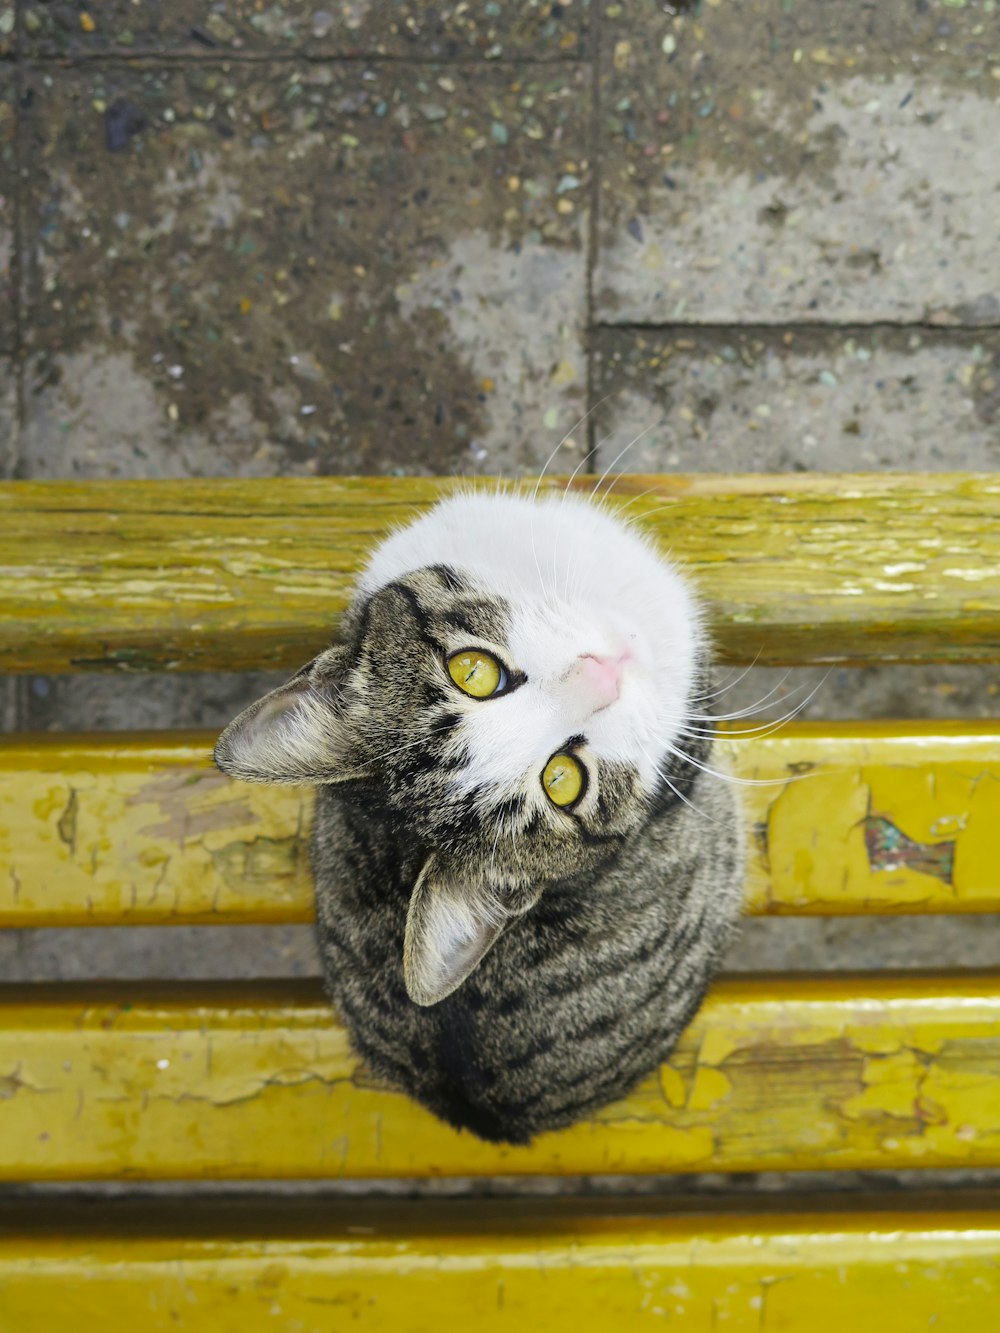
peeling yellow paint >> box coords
[953,774,1000,899]
[658,1066,687,1109]
[0,736,314,926]
[686,1067,733,1112]
[837,1051,927,1122]
[2,474,999,672]
[733,721,1000,916]
[1,976,998,1180]
[5,722,1000,927]
[2,1198,999,1331]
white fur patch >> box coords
[360,492,705,803]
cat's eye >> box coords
[542,752,586,809]
[447,649,508,699]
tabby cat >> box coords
[215,490,743,1143]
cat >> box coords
[214,489,744,1144]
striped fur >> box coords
[216,494,744,1143]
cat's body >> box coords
[216,490,743,1144]
[312,768,738,1142]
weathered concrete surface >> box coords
[19,59,587,477]
[0,7,14,60]
[22,0,589,60]
[593,327,1000,471]
[0,361,15,476]
[5,912,1000,983]
[0,922,321,982]
[597,0,1000,323]
[3,3,1000,1036]
[0,61,15,353]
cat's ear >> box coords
[214,647,358,785]
[404,856,537,1006]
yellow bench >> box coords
[2,474,999,1328]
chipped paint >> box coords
[4,721,1000,927]
[736,722,1000,915]
[0,736,313,926]
[2,1197,999,1330]
[863,817,954,884]
[2,475,1000,672]
[1,976,999,1180]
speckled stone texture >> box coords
[21,1,589,59]
[0,61,15,353]
[592,326,1000,472]
[597,0,1000,324]
[0,364,15,476]
[2,3,999,1057]
[20,59,588,478]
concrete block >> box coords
[0,358,15,475]
[592,326,1000,472]
[19,60,588,478]
[22,1,588,60]
[597,0,1000,323]
[0,63,15,351]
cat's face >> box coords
[216,492,709,1006]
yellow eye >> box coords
[542,752,586,809]
[447,649,506,699]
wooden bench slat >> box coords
[2,974,999,1180]
[2,1195,999,1330]
[4,721,998,926]
[2,474,999,672]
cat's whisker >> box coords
[636,741,724,825]
[532,394,613,506]
[528,401,611,602]
[685,681,827,727]
[550,422,621,603]
[689,652,765,703]
[659,739,822,788]
[685,674,811,722]
[551,416,650,605]
[604,484,670,528]
[681,674,830,742]
[589,422,659,509]
[680,713,804,743]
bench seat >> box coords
[3,1195,999,1331]
[2,475,999,1325]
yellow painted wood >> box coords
[738,719,1000,914]
[2,974,1000,1180]
[0,732,314,926]
[2,474,999,672]
[3,722,998,926]
[2,1196,999,1331]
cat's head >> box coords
[215,491,709,1006]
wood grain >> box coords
[2,974,999,1179]
[2,474,999,671]
[4,722,998,925]
[2,1196,999,1330]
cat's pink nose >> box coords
[576,653,628,708]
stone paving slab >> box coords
[22,1,588,60]
[18,58,588,477]
[0,62,16,352]
[596,0,1000,324]
[3,913,1000,982]
[592,326,1000,472]
[0,358,16,473]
